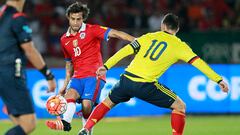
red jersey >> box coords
[60,23,111,79]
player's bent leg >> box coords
[82,100,93,119]
[63,88,79,123]
[82,100,94,135]
[6,113,36,135]
[18,113,36,134]
[46,88,80,131]
[170,96,186,135]
[9,114,20,125]
[102,97,116,108]
[171,96,186,113]
[64,88,80,99]
[78,97,116,135]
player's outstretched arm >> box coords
[21,41,56,92]
[104,44,134,69]
[108,29,135,42]
[191,58,229,93]
[96,44,134,77]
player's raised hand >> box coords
[218,80,229,93]
[96,66,107,77]
[47,79,57,93]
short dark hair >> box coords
[66,2,90,21]
[162,13,179,31]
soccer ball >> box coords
[46,95,67,116]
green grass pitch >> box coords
[1,115,240,135]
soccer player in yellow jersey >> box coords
[78,13,229,135]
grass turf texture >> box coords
[1,115,240,135]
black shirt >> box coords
[0,5,32,68]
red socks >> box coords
[66,98,76,103]
[84,103,185,135]
[171,110,185,135]
[84,102,110,131]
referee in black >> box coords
[0,0,56,134]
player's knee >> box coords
[25,121,36,133]
[171,97,186,113]
[19,114,36,133]
[64,89,79,100]
[175,101,186,113]
[82,101,93,119]
[177,101,186,113]
[103,97,116,108]
[82,104,92,114]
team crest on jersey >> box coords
[73,39,78,47]
[80,32,86,39]
[100,26,108,30]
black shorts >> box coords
[0,68,34,116]
[109,74,177,108]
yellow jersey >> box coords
[105,31,222,83]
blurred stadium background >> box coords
[1,0,240,134]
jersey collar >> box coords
[163,31,173,35]
[66,23,86,37]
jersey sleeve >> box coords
[191,58,222,83]
[104,44,134,69]
[92,25,111,41]
[60,39,71,61]
[178,42,198,63]
[129,40,141,54]
[178,42,222,83]
[11,15,32,45]
[131,33,151,53]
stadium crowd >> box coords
[1,0,240,58]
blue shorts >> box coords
[67,77,105,103]
[0,68,34,116]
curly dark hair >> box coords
[66,2,90,21]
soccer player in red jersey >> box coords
[46,2,135,133]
